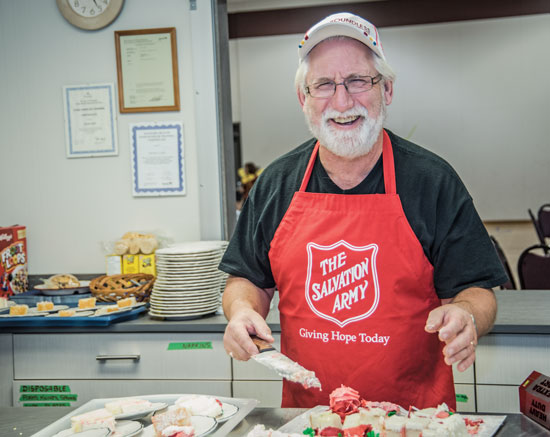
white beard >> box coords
[304,100,386,159]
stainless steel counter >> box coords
[1,406,549,437]
[3,290,550,334]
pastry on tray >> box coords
[117,296,137,308]
[36,301,54,311]
[152,405,194,437]
[248,385,481,437]
[105,397,153,415]
[70,408,116,433]
[78,297,96,309]
[10,304,28,316]
[174,394,223,418]
[58,309,76,317]
[42,274,80,289]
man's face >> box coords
[300,38,392,158]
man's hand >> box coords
[224,307,274,361]
[425,287,497,372]
[222,276,275,361]
[425,303,477,372]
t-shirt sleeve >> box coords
[218,140,313,290]
[218,183,277,289]
[429,174,508,298]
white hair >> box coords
[294,36,396,95]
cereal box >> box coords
[122,254,139,274]
[106,255,122,275]
[139,254,156,276]
[0,225,28,297]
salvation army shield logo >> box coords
[305,240,380,327]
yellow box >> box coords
[105,255,122,275]
[139,254,156,276]
[122,254,140,274]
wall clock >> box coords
[56,0,125,30]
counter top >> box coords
[4,290,550,334]
[1,406,548,437]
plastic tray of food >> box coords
[31,394,259,437]
[0,304,147,327]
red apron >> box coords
[268,130,455,409]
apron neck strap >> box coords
[299,141,321,192]
[382,129,396,195]
[299,130,396,194]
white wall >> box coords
[230,14,550,221]
[0,0,223,274]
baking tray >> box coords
[277,405,507,437]
[31,394,259,437]
[0,305,147,327]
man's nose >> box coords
[331,83,354,112]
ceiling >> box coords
[227,0,374,13]
[226,0,550,39]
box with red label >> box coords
[519,370,550,430]
[0,225,29,297]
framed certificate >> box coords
[115,28,180,113]
[130,122,185,197]
[63,83,118,158]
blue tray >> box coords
[0,305,147,327]
[10,289,93,306]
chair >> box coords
[537,204,550,239]
[517,244,550,289]
[490,236,517,289]
[528,208,545,246]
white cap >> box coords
[298,12,386,62]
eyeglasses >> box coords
[306,74,383,99]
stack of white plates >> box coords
[149,240,229,320]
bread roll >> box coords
[139,237,158,254]
[114,239,129,255]
[128,238,141,255]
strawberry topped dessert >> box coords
[308,385,401,437]
[247,385,484,437]
[306,385,478,437]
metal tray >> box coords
[277,405,507,437]
[0,305,147,327]
[31,394,259,437]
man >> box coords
[220,12,506,409]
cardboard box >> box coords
[122,254,139,274]
[519,370,550,430]
[0,225,28,297]
[106,255,122,275]
[139,254,156,276]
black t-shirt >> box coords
[220,130,507,299]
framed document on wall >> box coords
[63,83,118,158]
[115,27,180,113]
[129,121,185,197]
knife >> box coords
[250,336,322,390]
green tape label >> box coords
[20,394,77,402]
[20,385,71,393]
[168,341,213,350]
[456,393,469,403]
[23,403,71,407]
[19,385,77,407]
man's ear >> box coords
[297,89,306,108]
[383,80,393,106]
